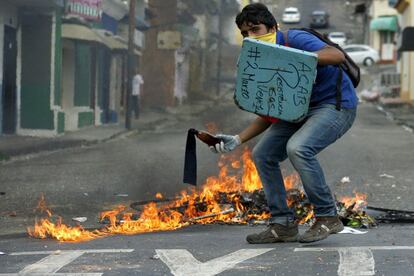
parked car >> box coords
[342,44,379,66]
[310,11,329,28]
[282,7,301,24]
[328,32,347,47]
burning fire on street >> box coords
[28,148,374,242]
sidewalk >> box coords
[359,63,414,133]
[0,100,217,162]
[378,98,414,131]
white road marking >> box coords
[337,248,375,276]
[295,246,414,276]
[1,249,134,276]
[10,249,134,255]
[0,272,103,276]
[294,246,414,251]
[156,248,273,276]
[2,246,414,275]
[19,251,85,274]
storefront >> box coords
[370,16,399,62]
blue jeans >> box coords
[252,104,357,225]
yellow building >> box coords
[235,0,251,45]
[369,0,399,63]
[394,0,414,101]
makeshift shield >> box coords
[235,38,318,122]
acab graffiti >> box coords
[235,40,317,122]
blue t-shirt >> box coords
[277,30,358,109]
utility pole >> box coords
[215,0,223,97]
[125,0,136,129]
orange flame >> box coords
[101,203,185,235]
[28,217,104,242]
[155,192,163,199]
[35,194,52,217]
[27,148,307,242]
[284,173,300,191]
[338,191,368,210]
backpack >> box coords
[283,28,360,110]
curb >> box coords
[0,129,137,164]
[375,104,414,134]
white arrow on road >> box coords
[156,248,273,276]
[1,249,134,276]
[295,246,414,276]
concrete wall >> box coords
[223,15,238,46]
[62,40,77,130]
[409,5,414,100]
[399,3,414,101]
[194,15,207,48]
[0,20,3,132]
[52,23,102,133]
[109,54,123,117]
[372,0,398,17]
[141,0,177,108]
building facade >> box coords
[0,0,148,137]
[141,0,240,108]
[369,0,399,63]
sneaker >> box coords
[246,222,299,244]
[299,216,344,243]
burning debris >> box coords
[28,194,105,242]
[28,148,376,242]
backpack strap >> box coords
[336,68,343,111]
[282,31,289,47]
[284,29,342,110]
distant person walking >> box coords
[132,73,144,119]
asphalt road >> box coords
[1,224,414,275]
[1,98,414,275]
[270,0,364,43]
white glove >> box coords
[209,134,241,154]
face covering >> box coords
[252,32,276,44]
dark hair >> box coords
[235,3,277,30]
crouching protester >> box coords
[210,3,358,243]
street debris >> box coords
[189,207,235,222]
[340,177,350,184]
[151,254,160,260]
[114,193,129,197]
[0,192,5,196]
[130,197,178,211]
[360,89,380,102]
[8,211,16,217]
[402,125,413,133]
[337,199,377,228]
[338,227,368,235]
[379,173,395,179]
[0,252,5,255]
[365,206,414,223]
[1,211,17,217]
[72,217,88,223]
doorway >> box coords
[2,25,17,134]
